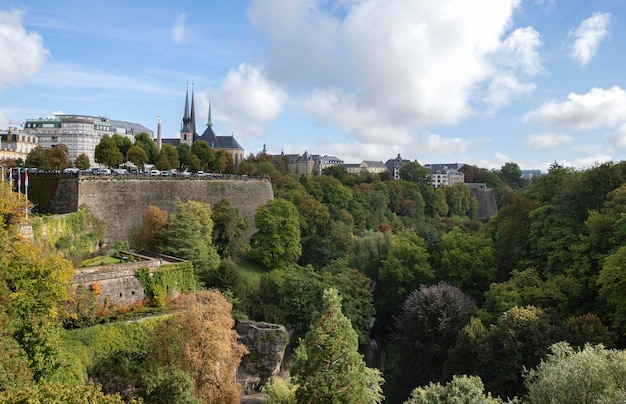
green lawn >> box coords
[238,258,267,289]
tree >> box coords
[376,230,433,331]
[75,153,91,170]
[0,381,126,403]
[160,200,220,285]
[24,146,48,169]
[145,290,248,403]
[177,143,192,170]
[291,288,384,403]
[141,367,199,404]
[191,140,215,171]
[524,342,626,404]
[134,132,158,164]
[129,205,168,252]
[95,135,123,168]
[250,198,302,269]
[159,144,179,170]
[111,134,132,159]
[47,144,69,169]
[445,183,471,216]
[211,198,249,260]
[391,282,476,397]
[435,227,496,301]
[597,246,626,334]
[399,162,431,185]
[404,375,502,404]
[432,187,448,217]
[127,145,148,169]
[499,162,524,188]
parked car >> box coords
[98,168,111,175]
[112,168,128,175]
[63,168,80,174]
[150,169,161,176]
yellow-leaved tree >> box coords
[145,289,248,403]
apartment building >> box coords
[23,114,153,167]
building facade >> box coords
[345,160,388,175]
[424,163,465,187]
[23,114,152,167]
[0,128,39,163]
[385,154,410,180]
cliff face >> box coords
[30,175,274,243]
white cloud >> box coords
[527,133,573,149]
[248,0,541,144]
[612,123,626,148]
[575,154,613,169]
[172,13,186,44]
[0,9,50,90]
[524,86,626,130]
[0,109,8,130]
[485,74,536,111]
[569,12,610,66]
[208,63,288,139]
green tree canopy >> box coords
[111,134,132,158]
[127,145,148,169]
[250,198,302,269]
[292,288,384,403]
[404,375,502,404]
[211,198,250,260]
[191,140,214,172]
[134,132,158,164]
[158,144,180,171]
[159,200,220,285]
[176,143,192,170]
[95,135,123,168]
[75,153,91,170]
[399,161,431,185]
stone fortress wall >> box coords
[29,174,274,243]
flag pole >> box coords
[25,170,29,219]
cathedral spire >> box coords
[181,82,190,132]
[190,83,197,138]
[207,100,212,127]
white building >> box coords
[24,114,153,166]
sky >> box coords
[1,0,625,171]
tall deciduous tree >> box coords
[211,198,249,260]
[95,135,123,168]
[127,145,149,169]
[111,134,132,158]
[292,288,384,403]
[160,200,220,285]
[250,198,301,269]
[158,144,179,171]
[134,132,158,164]
[191,140,215,172]
[146,290,248,403]
[75,153,91,170]
[129,205,168,252]
[177,143,192,170]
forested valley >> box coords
[2,154,626,403]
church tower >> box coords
[180,83,197,146]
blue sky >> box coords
[1,0,625,171]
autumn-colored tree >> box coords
[292,288,384,403]
[129,205,168,252]
[146,290,248,403]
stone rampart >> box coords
[470,187,498,220]
[73,260,159,306]
[29,175,274,243]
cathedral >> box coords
[163,85,245,169]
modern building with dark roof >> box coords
[162,85,245,168]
